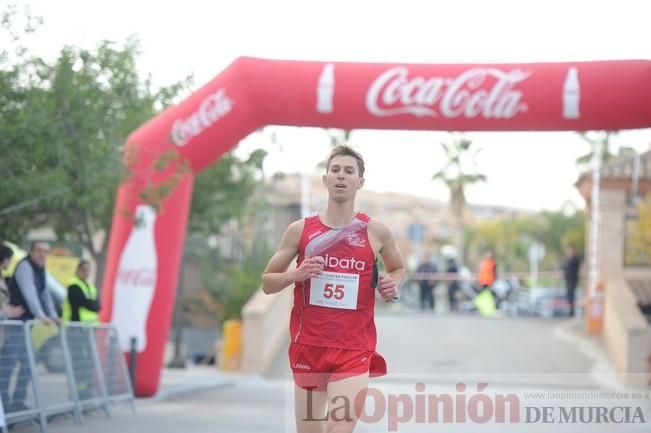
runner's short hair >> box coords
[326,145,365,177]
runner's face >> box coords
[323,155,364,202]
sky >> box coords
[15,0,651,211]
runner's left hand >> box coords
[377,273,398,301]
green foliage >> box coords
[432,133,487,219]
[189,149,267,234]
[194,244,272,323]
[465,210,585,272]
[575,131,615,166]
[432,133,487,262]
[625,192,651,266]
[221,253,271,322]
[0,6,267,305]
[316,128,354,170]
[0,8,192,265]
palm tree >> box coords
[432,133,487,263]
[316,128,353,170]
[575,131,615,167]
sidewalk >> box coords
[138,365,235,406]
[8,365,244,433]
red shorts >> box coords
[289,342,387,391]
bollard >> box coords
[129,337,138,388]
[585,281,605,335]
[219,319,242,371]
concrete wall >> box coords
[593,189,650,388]
[603,275,651,388]
[596,189,627,276]
[241,287,292,374]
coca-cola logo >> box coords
[117,268,156,287]
[171,88,233,146]
[366,67,530,119]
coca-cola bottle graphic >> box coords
[562,67,580,119]
[316,63,335,113]
[111,205,158,352]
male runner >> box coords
[262,145,405,433]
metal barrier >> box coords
[0,320,135,431]
[26,321,81,427]
[93,325,135,412]
[64,324,109,416]
[0,320,46,432]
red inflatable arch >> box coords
[99,57,651,395]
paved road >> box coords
[14,314,651,433]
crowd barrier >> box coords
[0,320,134,433]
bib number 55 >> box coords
[323,283,345,300]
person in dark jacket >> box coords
[562,245,581,317]
[416,254,438,311]
[1,241,59,412]
[446,257,460,311]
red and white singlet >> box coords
[290,213,377,351]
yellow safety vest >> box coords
[63,275,99,322]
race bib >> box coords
[309,271,360,310]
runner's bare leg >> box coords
[325,374,369,433]
[295,385,327,433]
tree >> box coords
[0,5,58,239]
[1,7,267,289]
[0,32,193,283]
[465,210,585,281]
[575,131,636,168]
[188,149,267,234]
[575,131,617,166]
[626,192,651,266]
[316,128,353,170]
[432,133,486,262]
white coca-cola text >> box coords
[366,67,530,119]
[117,268,156,287]
[171,88,233,146]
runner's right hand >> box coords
[294,256,325,281]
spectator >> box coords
[477,250,497,292]
[476,250,498,317]
[446,257,460,311]
[0,241,59,412]
[0,243,24,320]
[562,245,581,317]
[62,259,100,323]
[1,243,25,417]
[62,259,101,399]
[416,254,438,311]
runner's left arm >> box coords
[372,221,406,300]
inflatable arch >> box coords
[99,57,651,395]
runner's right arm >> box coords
[262,220,324,294]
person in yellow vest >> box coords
[63,259,100,400]
[63,260,100,323]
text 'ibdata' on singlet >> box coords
[309,271,360,310]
